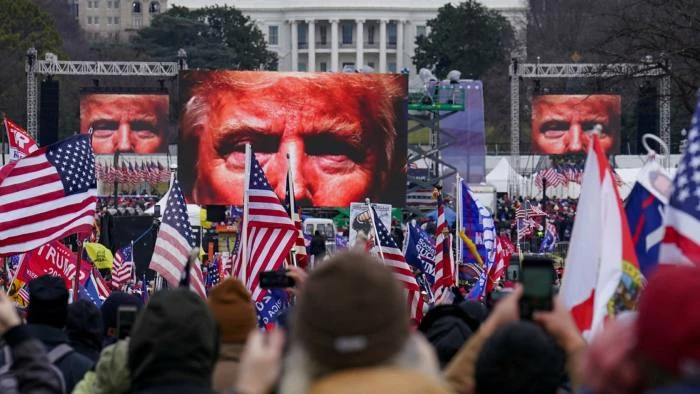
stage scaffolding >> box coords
[508,59,671,195]
[24,48,188,139]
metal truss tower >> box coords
[509,59,672,195]
[25,48,188,139]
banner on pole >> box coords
[349,202,392,247]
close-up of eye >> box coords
[216,132,280,164]
[305,133,365,164]
[539,120,569,139]
[582,122,608,135]
[92,120,118,137]
[130,121,158,138]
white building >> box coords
[70,0,168,41]
[171,0,526,78]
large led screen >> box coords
[80,92,170,154]
[531,95,621,154]
[178,71,408,207]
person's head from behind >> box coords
[207,278,256,345]
[635,265,700,389]
[282,252,439,391]
[475,321,565,394]
[418,301,485,368]
[180,71,405,207]
[100,291,144,341]
[66,299,104,352]
[27,275,68,328]
[129,288,218,390]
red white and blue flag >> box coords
[658,100,700,265]
[370,206,425,322]
[560,135,641,340]
[432,187,454,299]
[233,150,296,302]
[3,117,38,161]
[0,135,97,256]
[149,179,206,298]
[625,160,671,275]
[111,245,134,290]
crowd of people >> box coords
[496,195,578,241]
[0,251,697,394]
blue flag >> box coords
[404,224,437,286]
[462,183,496,300]
[625,160,670,276]
[255,286,289,328]
[79,276,104,307]
[141,273,149,304]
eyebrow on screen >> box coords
[217,116,365,146]
[88,112,158,123]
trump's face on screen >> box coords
[531,95,620,155]
[179,71,406,207]
[80,94,170,154]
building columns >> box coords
[397,19,405,72]
[290,20,298,71]
[355,19,364,69]
[330,19,339,71]
[307,19,315,72]
[379,18,388,73]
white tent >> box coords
[485,157,525,193]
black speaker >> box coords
[99,215,158,278]
[636,82,658,154]
[206,205,226,222]
[39,79,60,146]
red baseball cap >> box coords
[635,264,700,376]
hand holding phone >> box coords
[259,271,295,289]
[116,305,138,339]
[519,256,555,320]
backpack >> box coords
[0,343,72,394]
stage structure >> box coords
[25,47,188,138]
[509,58,671,195]
[406,84,466,216]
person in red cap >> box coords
[634,265,700,393]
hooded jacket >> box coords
[72,339,130,394]
[128,289,218,394]
[309,367,452,394]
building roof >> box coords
[169,0,525,11]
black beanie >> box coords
[27,275,69,328]
[100,291,144,336]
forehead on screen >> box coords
[533,95,621,117]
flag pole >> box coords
[455,174,462,264]
[286,153,298,267]
[240,144,251,286]
[365,198,385,261]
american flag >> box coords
[111,245,134,290]
[432,187,454,298]
[17,286,30,305]
[233,150,296,302]
[206,255,222,289]
[535,168,565,189]
[284,168,308,268]
[0,135,97,256]
[92,267,111,299]
[486,236,513,293]
[529,205,547,217]
[370,206,425,321]
[659,98,700,264]
[149,179,206,298]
